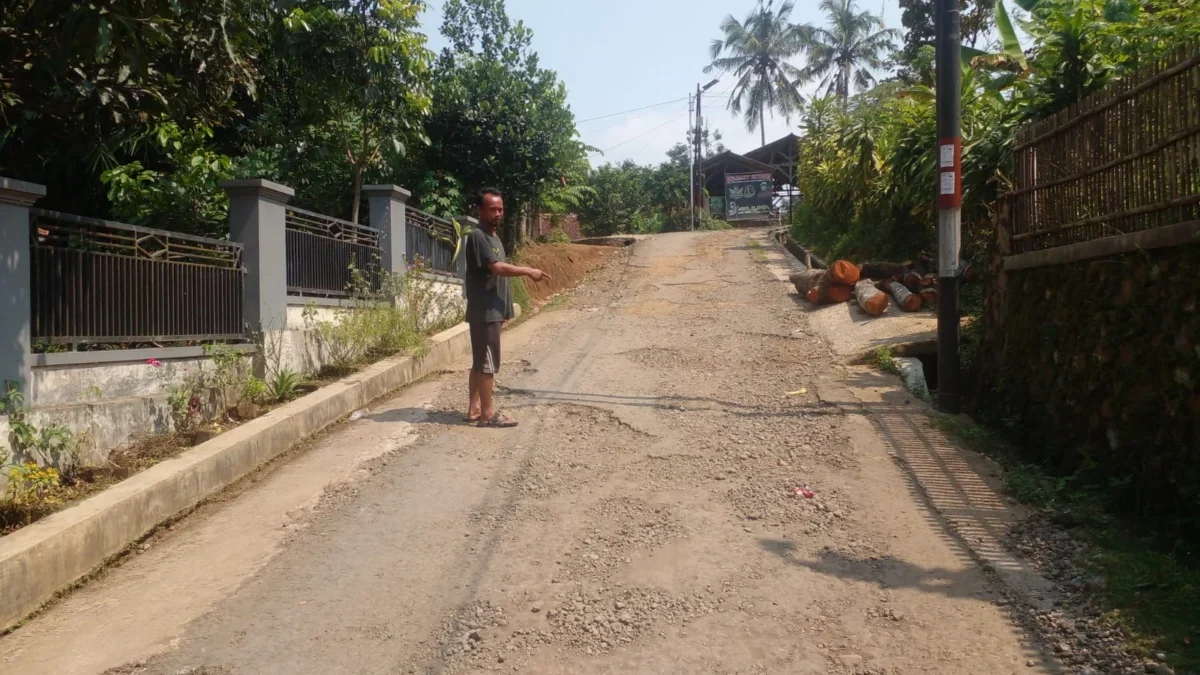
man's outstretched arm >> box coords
[488,261,551,281]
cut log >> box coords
[826,284,853,304]
[828,260,861,285]
[902,272,923,293]
[917,253,936,275]
[854,280,889,316]
[885,280,923,312]
[805,287,820,304]
[860,261,911,280]
[920,288,938,306]
[920,273,937,288]
[789,269,826,295]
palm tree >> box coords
[705,0,808,147]
[800,0,900,101]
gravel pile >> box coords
[558,498,685,581]
[723,477,850,529]
[543,586,723,654]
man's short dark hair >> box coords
[477,187,503,206]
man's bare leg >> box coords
[468,370,482,421]
[479,372,495,421]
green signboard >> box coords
[709,196,725,216]
[725,171,774,220]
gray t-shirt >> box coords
[464,227,513,324]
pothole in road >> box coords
[614,298,686,316]
[496,404,654,499]
[502,358,538,376]
[409,585,732,674]
[723,478,852,530]
[622,454,722,489]
[543,586,724,654]
[618,346,701,371]
[467,501,553,532]
[557,498,686,581]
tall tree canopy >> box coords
[0,0,585,246]
[423,0,584,249]
[799,0,900,101]
[705,0,808,147]
[0,0,273,216]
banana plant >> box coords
[957,0,1033,90]
[450,218,471,265]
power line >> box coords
[576,96,691,124]
[599,105,691,153]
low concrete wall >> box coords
[0,321,473,633]
[278,273,465,376]
[1,347,256,471]
[30,346,255,409]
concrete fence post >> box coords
[0,178,46,399]
[220,179,294,336]
[362,184,411,276]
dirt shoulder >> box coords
[512,242,617,308]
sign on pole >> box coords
[724,172,773,221]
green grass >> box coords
[935,416,1200,670]
[746,239,768,262]
[541,294,569,312]
[870,346,901,376]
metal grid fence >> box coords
[29,209,245,345]
[285,207,382,296]
[406,207,457,274]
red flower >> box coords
[146,358,163,368]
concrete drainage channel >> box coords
[0,318,493,633]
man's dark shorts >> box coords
[470,321,502,375]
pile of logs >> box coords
[788,257,940,317]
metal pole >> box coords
[691,92,700,230]
[935,0,962,413]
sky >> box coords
[418,0,909,168]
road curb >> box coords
[0,321,474,633]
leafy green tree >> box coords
[799,0,900,101]
[100,121,235,237]
[0,0,271,215]
[272,0,433,223]
[705,0,808,147]
[898,0,996,67]
[424,0,585,250]
[579,162,651,236]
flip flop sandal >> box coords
[477,413,518,428]
[466,413,482,423]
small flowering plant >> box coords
[148,358,204,431]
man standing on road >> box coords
[465,187,549,428]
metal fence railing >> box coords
[406,208,457,274]
[285,207,382,296]
[29,210,245,346]
[1005,44,1200,254]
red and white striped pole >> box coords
[935,0,962,413]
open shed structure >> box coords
[700,133,800,223]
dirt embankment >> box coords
[512,242,617,307]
